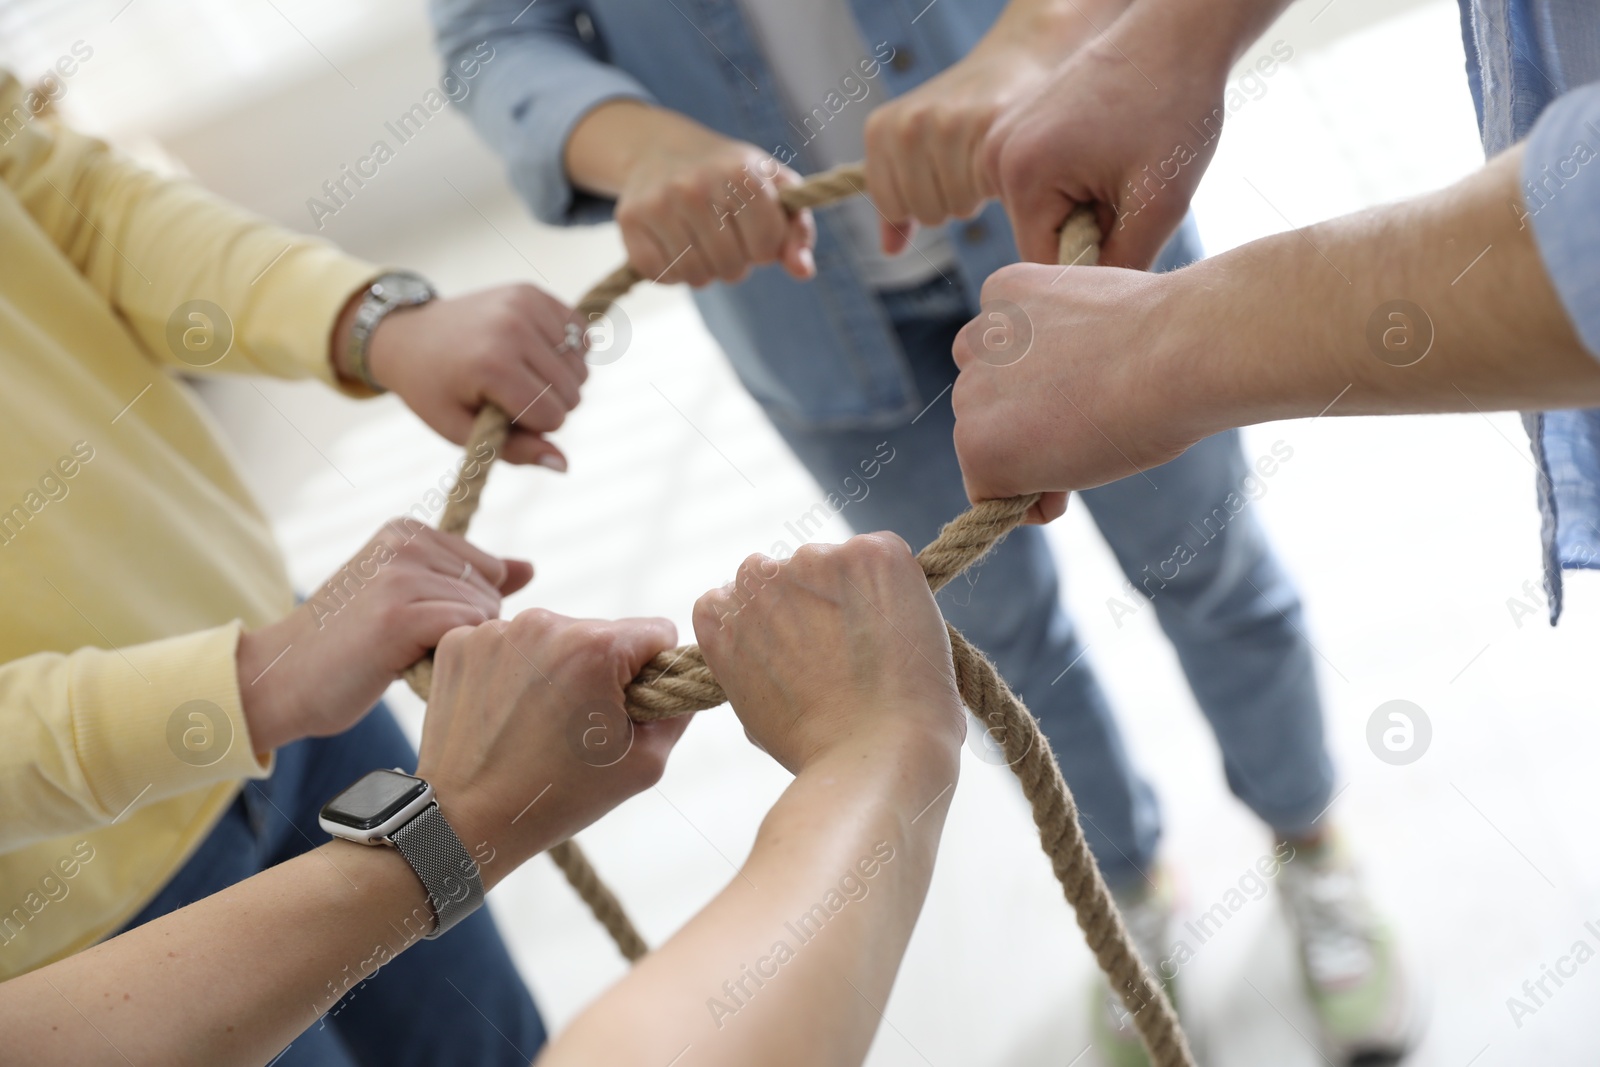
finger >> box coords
[521,337,584,411]
[607,616,681,677]
[900,145,953,227]
[505,283,580,385]
[659,216,716,288]
[1006,177,1079,266]
[860,529,914,557]
[402,601,501,657]
[1098,200,1183,272]
[619,213,672,281]
[688,206,748,284]
[529,302,589,387]
[1030,491,1069,524]
[728,172,788,270]
[633,710,693,757]
[878,218,907,258]
[941,123,988,220]
[765,167,816,279]
[499,558,534,594]
[418,397,477,448]
[416,527,513,591]
[412,570,502,622]
[964,128,997,209]
[499,429,568,472]
[952,315,981,371]
[778,209,816,280]
[863,116,912,253]
[691,587,736,646]
[491,361,569,435]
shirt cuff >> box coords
[70,621,272,819]
[478,55,655,225]
[1524,82,1600,358]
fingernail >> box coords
[798,247,816,276]
[537,453,567,473]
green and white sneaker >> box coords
[1091,873,1180,1067]
[1276,835,1423,1062]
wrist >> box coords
[804,709,963,789]
[567,100,729,199]
[426,782,516,893]
[1142,265,1243,439]
[236,620,306,754]
[987,0,1131,57]
[1113,0,1274,79]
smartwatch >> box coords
[343,271,436,392]
[318,768,484,939]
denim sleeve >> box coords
[430,0,655,225]
[1524,81,1600,358]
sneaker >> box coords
[1090,871,1179,1067]
[1276,833,1422,1062]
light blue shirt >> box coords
[1460,0,1600,620]
[430,0,1022,432]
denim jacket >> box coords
[1461,0,1600,621]
[430,0,1020,431]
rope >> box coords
[399,162,1194,1067]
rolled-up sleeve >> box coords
[1524,81,1600,358]
[431,0,656,225]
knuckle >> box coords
[857,531,909,563]
[509,606,558,641]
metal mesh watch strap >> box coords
[389,802,484,939]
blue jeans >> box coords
[770,226,1335,888]
[120,704,546,1067]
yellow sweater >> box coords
[0,73,377,978]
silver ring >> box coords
[460,561,473,582]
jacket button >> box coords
[889,48,914,72]
[962,221,987,243]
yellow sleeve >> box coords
[0,623,271,854]
[0,72,380,392]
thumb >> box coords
[780,209,818,280]
[1028,492,1069,525]
[1006,185,1078,265]
[608,616,682,680]
[1098,202,1187,271]
[880,216,912,256]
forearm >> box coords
[541,729,959,1067]
[979,0,1137,56]
[564,100,728,200]
[1160,144,1600,429]
[0,843,430,1067]
[1114,0,1291,69]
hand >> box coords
[358,284,586,471]
[951,261,1207,522]
[693,535,964,774]
[611,109,816,287]
[416,609,689,884]
[238,520,533,752]
[984,12,1232,268]
[863,0,1122,254]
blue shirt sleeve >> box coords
[1524,80,1600,358]
[430,0,656,225]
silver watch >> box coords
[318,768,484,938]
[344,272,436,392]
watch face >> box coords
[321,769,429,831]
[372,273,432,305]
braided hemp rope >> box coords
[400,164,1193,1067]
